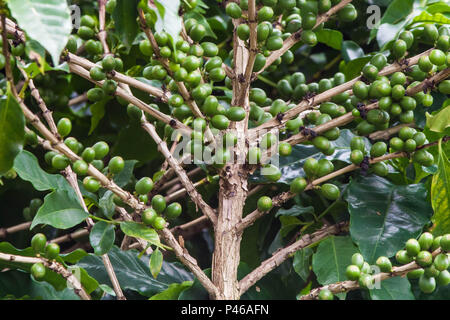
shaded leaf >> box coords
[89,222,115,256]
[113,160,138,187]
[0,87,25,175]
[369,277,415,300]
[345,176,433,263]
[293,247,313,282]
[112,0,140,51]
[77,246,193,297]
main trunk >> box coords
[212,164,247,299]
[211,23,250,300]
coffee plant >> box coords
[0,0,449,301]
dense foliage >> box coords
[0,0,449,300]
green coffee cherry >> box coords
[257,196,272,212]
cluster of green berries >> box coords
[391,127,434,167]
[228,0,357,63]
[86,55,122,102]
[343,253,379,290]
[349,136,388,176]
[29,233,61,280]
[44,117,125,192]
[396,233,450,294]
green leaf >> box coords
[275,205,314,218]
[8,0,72,66]
[13,150,73,193]
[341,41,364,62]
[430,139,450,236]
[77,246,193,297]
[412,11,450,25]
[149,281,193,300]
[0,270,81,300]
[119,221,162,248]
[112,124,158,162]
[342,56,372,81]
[312,236,358,298]
[60,249,88,264]
[293,247,313,282]
[369,277,415,300]
[345,176,433,263]
[113,160,138,187]
[184,11,217,40]
[0,87,25,175]
[369,0,415,46]
[154,0,183,44]
[149,248,163,279]
[99,284,116,296]
[98,190,116,219]
[316,29,343,50]
[31,190,88,230]
[112,0,140,51]
[89,100,107,135]
[89,222,116,256]
[426,105,450,133]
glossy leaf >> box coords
[119,221,162,248]
[89,100,107,135]
[112,0,140,51]
[369,277,415,300]
[341,41,364,62]
[431,139,450,236]
[0,270,80,300]
[77,246,193,297]
[426,105,450,133]
[8,0,72,66]
[89,221,115,256]
[0,87,25,175]
[312,236,358,298]
[98,190,116,219]
[316,29,343,50]
[345,176,433,263]
[31,190,88,230]
[149,248,163,279]
[13,150,73,193]
[60,249,88,264]
[342,56,371,81]
[149,281,193,300]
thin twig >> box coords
[238,221,349,296]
